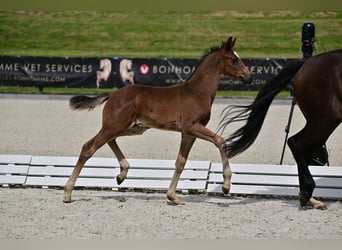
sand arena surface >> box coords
[0,94,341,239]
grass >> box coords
[0,10,341,96]
[0,11,341,58]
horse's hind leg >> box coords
[167,134,196,205]
[287,134,318,209]
[63,129,112,203]
[107,139,130,185]
[287,122,338,210]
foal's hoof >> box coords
[167,197,185,206]
[166,193,185,205]
[63,194,72,203]
[222,186,230,195]
[116,175,124,185]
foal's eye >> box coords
[231,57,239,65]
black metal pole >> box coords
[279,93,296,165]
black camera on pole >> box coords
[301,22,315,58]
[280,22,330,166]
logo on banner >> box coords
[139,64,150,74]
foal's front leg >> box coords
[167,134,196,205]
[188,124,232,194]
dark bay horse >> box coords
[64,36,252,205]
[219,49,342,209]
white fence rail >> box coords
[1,154,342,199]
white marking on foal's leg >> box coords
[117,158,130,185]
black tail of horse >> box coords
[219,59,305,158]
[69,93,110,111]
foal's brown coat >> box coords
[64,37,251,205]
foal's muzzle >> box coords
[240,74,253,84]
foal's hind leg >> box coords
[63,129,112,203]
[167,133,196,205]
[107,125,150,184]
[107,139,130,185]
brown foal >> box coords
[63,36,252,205]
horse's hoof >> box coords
[299,193,328,210]
[310,197,328,210]
[298,192,310,207]
[313,203,328,210]
[116,175,124,185]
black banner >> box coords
[0,55,297,90]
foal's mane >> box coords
[186,46,221,82]
[201,46,221,60]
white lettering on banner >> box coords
[45,64,93,73]
[166,79,183,84]
[0,63,20,71]
[247,65,283,75]
[0,75,12,81]
[219,79,267,85]
[23,63,42,72]
[13,75,66,82]
[0,63,93,74]
[252,79,267,85]
[152,65,195,75]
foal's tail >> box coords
[69,93,110,111]
[219,59,305,158]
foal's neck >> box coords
[185,51,222,97]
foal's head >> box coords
[219,36,252,84]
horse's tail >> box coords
[69,93,110,111]
[219,59,305,158]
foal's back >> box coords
[103,83,212,132]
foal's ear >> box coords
[226,36,236,50]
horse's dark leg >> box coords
[107,139,130,185]
[167,133,196,205]
[63,129,112,203]
[287,121,338,210]
[287,134,316,207]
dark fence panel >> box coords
[0,56,297,90]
